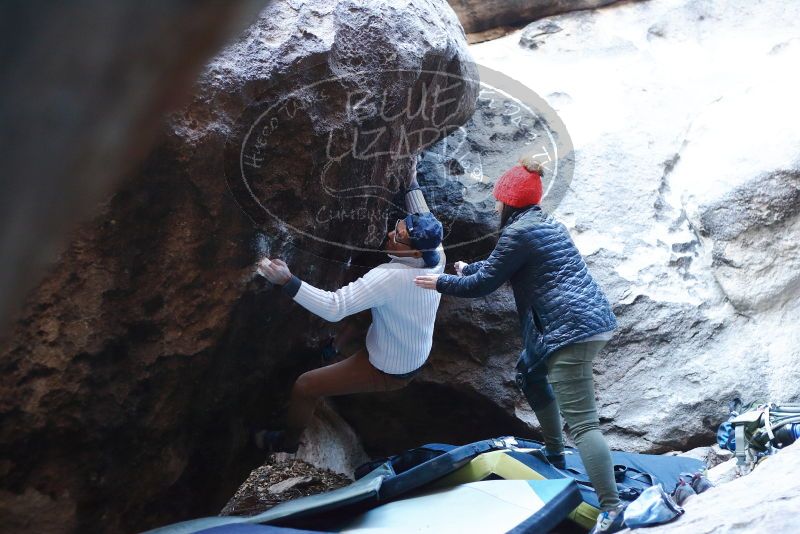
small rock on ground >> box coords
[221,457,351,517]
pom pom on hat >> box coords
[518,155,544,174]
[493,156,544,208]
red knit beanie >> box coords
[493,155,543,208]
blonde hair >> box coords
[518,155,544,174]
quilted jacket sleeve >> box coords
[436,227,530,298]
[461,260,486,276]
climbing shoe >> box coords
[252,429,299,454]
[545,451,566,470]
[589,503,627,534]
[321,337,341,364]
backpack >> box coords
[723,402,800,473]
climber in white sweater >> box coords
[257,160,445,453]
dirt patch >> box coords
[221,457,352,517]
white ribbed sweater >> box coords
[292,248,444,374]
[288,188,444,374]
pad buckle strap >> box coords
[493,436,519,449]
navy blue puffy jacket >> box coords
[436,205,617,372]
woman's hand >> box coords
[414,274,440,290]
[454,261,468,276]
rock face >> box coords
[0,0,270,331]
[446,0,631,34]
[0,1,476,532]
[625,442,800,533]
[291,401,369,478]
[415,0,800,453]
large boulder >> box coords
[668,77,800,317]
[0,0,270,331]
[0,1,477,531]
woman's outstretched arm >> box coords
[460,260,486,276]
[416,227,529,298]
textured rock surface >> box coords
[666,445,732,469]
[0,1,476,532]
[0,0,270,332]
[267,476,315,495]
[291,401,369,478]
[623,442,800,533]
[706,457,737,486]
[446,0,631,34]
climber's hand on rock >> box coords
[407,156,420,189]
[454,261,468,276]
[261,258,292,285]
[414,274,440,290]
[256,257,272,277]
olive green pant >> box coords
[534,340,621,511]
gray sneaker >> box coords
[589,503,626,534]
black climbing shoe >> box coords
[540,447,566,469]
[545,452,566,470]
[321,337,341,364]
